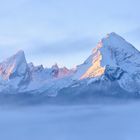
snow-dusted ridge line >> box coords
[0,32,140,97]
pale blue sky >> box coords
[0,0,140,68]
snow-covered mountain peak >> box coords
[106,32,123,39]
[99,33,140,73]
[74,32,140,80]
[51,63,59,69]
[101,32,138,51]
[0,50,28,80]
[6,50,27,66]
[50,64,72,78]
[14,49,25,58]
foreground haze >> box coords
[1,103,140,140]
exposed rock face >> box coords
[104,65,125,81]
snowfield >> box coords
[1,103,140,140]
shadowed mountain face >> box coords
[0,32,140,102]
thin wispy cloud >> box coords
[30,37,96,55]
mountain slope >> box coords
[0,50,28,80]
[0,51,73,94]
[74,32,140,79]
[0,50,30,92]
[0,32,139,99]
[72,33,140,94]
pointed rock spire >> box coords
[0,50,28,79]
